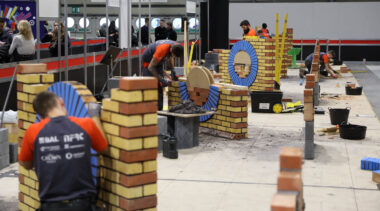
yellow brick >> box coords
[77,89,93,95]
[222,121,230,127]
[24,177,36,189]
[102,99,119,113]
[143,113,157,125]
[117,184,143,199]
[144,183,157,196]
[24,195,40,209]
[23,102,34,113]
[101,110,112,122]
[102,122,119,136]
[111,113,142,127]
[106,147,120,159]
[144,136,158,149]
[18,129,26,138]
[17,74,41,83]
[102,157,142,175]
[228,128,242,134]
[28,113,36,122]
[226,117,242,123]
[111,89,143,103]
[19,166,29,176]
[242,117,248,122]
[28,94,36,103]
[218,105,226,110]
[221,100,231,106]
[143,160,157,173]
[217,125,227,132]
[216,115,227,121]
[222,111,231,116]
[242,128,248,133]
[144,208,157,211]
[18,202,29,211]
[222,89,231,95]
[111,136,143,151]
[18,110,29,121]
[226,106,242,112]
[23,84,50,94]
[29,170,38,181]
[242,96,248,101]
[19,184,30,195]
[29,188,40,200]
[144,90,158,101]
[17,92,29,102]
[104,192,119,206]
[226,96,241,101]
[41,74,54,83]
[102,168,120,183]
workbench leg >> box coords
[314,82,320,106]
[167,116,175,136]
[304,121,314,160]
[174,117,199,149]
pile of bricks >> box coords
[304,73,315,160]
[279,28,294,78]
[311,41,321,82]
[168,81,249,140]
[189,87,210,106]
[271,147,304,211]
[98,77,158,211]
[217,37,276,92]
[17,64,54,211]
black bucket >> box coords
[346,86,363,95]
[329,107,350,125]
[339,122,367,140]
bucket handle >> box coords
[340,121,349,126]
[346,107,351,110]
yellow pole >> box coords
[275,14,280,84]
[188,41,195,70]
[276,14,288,84]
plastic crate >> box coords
[250,91,283,113]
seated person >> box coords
[9,20,36,62]
[49,22,71,57]
[0,18,13,63]
[304,50,337,78]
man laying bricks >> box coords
[141,40,183,110]
[18,91,108,211]
[304,50,338,78]
[240,20,257,37]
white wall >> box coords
[229,2,380,40]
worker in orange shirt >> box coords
[261,23,271,38]
[240,20,257,37]
[305,50,337,78]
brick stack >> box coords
[17,64,53,211]
[168,81,249,140]
[189,87,210,106]
[279,28,294,78]
[271,147,304,211]
[218,37,276,92]
[311,41,321,82]
[304,75,315,121]
[98,77,158,211]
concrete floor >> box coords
[0,66,380,210]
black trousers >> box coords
[305,60,328,77]
[142,67,163,111]
[39,197,97,211]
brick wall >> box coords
[280,28,294,78]
[168,81,248,140]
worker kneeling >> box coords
[141,40,183,110]
[19,91,108,211]
[304,50,337,78]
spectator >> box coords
[132,26,138,47]
[49,22,71,57]
[41,21,52,43]
[0,18,13,63]
[166,22,177,41]
[99,23,107,38]
[8,20,36,62]
[138,18,150,45]
[261,23,271,38]
[109,20,119,46]
[154,19,167,41]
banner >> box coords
[0,1,37,37]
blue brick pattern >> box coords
[361,157,380,171]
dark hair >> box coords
[167,22,172,27]
[328,50,336,58]
[171,44,183,58]
[240,20,250,27]
[145,18,149,23]
[160,19,165,22]
[0,18,5,23]
[262,23,267,29]
[33,91,59,118]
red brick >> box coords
[265,87,274,92]
[230,112,247,118]
[277,171,302,191]
[19,192,24,202]
[231,90,248,96]
[304,96,313,103]
[17,83,23,91]
[17,64,48,74]
[17,101,23,110]
[263,80,274,84]
[271,193,297,211]
[120,172,157,187]
[120,149,157,163]
[305,74,315,81]
[265,73,276,77]
[266,52,275,56]
[280,147,303,170]
[120,126,158,139]
[119,77,157,91]
[265,59,275,63]
[119,102,157,115]
[305,81,315,89]
[19,174,24,184]
[231,123,248,128]
[119,195,157,211]
[18,120,24,129]
[230,101,248,107]
[265,45,276,50]
[304,89,313,96]
[287,28,293,34]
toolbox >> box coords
[250,91,283,113]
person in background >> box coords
[49,22,71,57]
[166,22,177,41]
[0,18,13,63]
[155,19,167,41]
[240,20,257,37]
[109,20,119,46]
[40,21,52,43]
[257,30,266,39]
[141,40,183,110]
[8,20,35,62]
[261,23,271,38]
[304,50,337,78]
[99,23,107,38]
[19,91,108,211]
[138,18,150,45]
